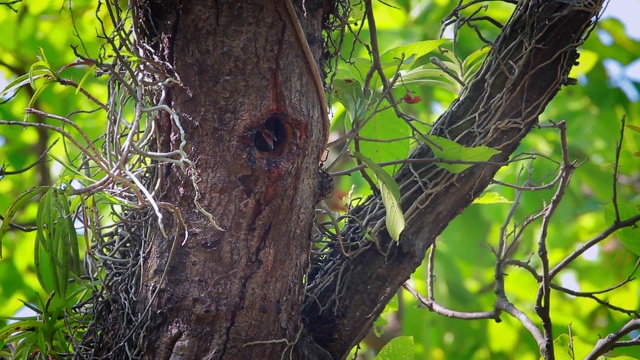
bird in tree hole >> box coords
[255,127,277,151]
[253,114,287,152]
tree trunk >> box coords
[122,1,605,359]
[136,1,326,358]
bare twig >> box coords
[611,115,626,222]
[550,213,640,279]
[0,0,21,12]
[585,319,640,360]
[534,121,576,360]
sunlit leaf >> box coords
[374,336,414,360]
[381,40,449,66]
[462,47,491,82]
[553,334,593,360]
[424,135,501,173]
[395,65,461,93]
[462,46,490,72]
[332,78,368,123]
[353,152,405,241]
[357,108,410,175]
[473,192,512,204]
[0,70,52,99]
[76,64,97,95]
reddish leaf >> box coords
[403,92,421,104]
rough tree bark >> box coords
[130,0,604,359]
[136,1,327,358]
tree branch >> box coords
[585,319,640,360]
[302,1,605,358]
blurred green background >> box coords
[1,1,639,359]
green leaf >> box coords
[34,188,81,298]
[332,78,368,123]
[462,46,490,82]
[0,320,43,343]
[462,46,490,72]
[602,203,640,256]
[0,186,50,258]
[438,50,463,79]
[374,336,414,360]
[353,152,405,241]
[424,135,501,173]
[24,80,52,121]
[28,50,54,90]
[36,46,50,67]
[334,58,374,83]
[553,333,595,360]
[357,108,410,176]
[395,65,461,93]
[75,64,96,95]
[373,295,399,336]
[35,189,57,294]
[381,39,449,66]
[373,316,388,337]
[473,192,512,204]
[0,69,52,99]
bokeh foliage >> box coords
[1,0,639,359]
[0,0,111,320]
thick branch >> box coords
[302,1,604,358]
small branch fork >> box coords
[0,0,21,12]
[403,120,640,359]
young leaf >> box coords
[356,108,410,176]
[374,336,415,360]
[395,65,461,93]
[0,70,52,99]
[424,134,501,173]
[35,188,57,294]
[462,46,490,72]
[381,39,449,67]
[75,64,97,95]
[462,46,491,82]
[332,78,368,123]
[353,152,405,241]
[553,334,596,360]
[473,192,512,204]
[602,203,640,256]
